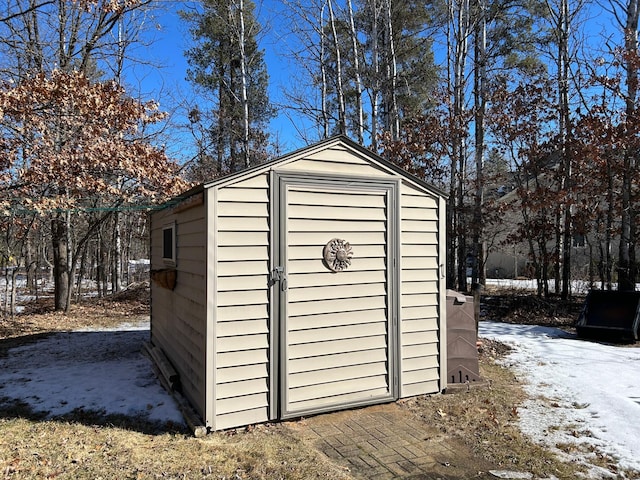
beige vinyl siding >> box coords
[214,173,270,429]
[284,145,392,177]
[150,202,207,416]
[283,185,392,415]
[399,182,442,397]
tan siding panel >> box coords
[218,231,269,247]
[288,322,387,345]
[402,293,439,308]
[402,380,439,397]
[217,260,269,277]
[403,317,439,333]
[217,217,269,232]
[216,378,268,399]
[288,335,386,359]
[289,231,386,246]
[217,350,269,368]
[288,204,386,221]
[285,158,389,176]
[401,257,438,270]
[403,244,438,258]
[288,348,388,374]
[402,193,438,209]
[217,304,268,322]
[217,290,268,307]
[402,269,438,282]
[289,362,388,389]
[402,220,438,233]
[179,231,207,248]
[218,202,269,218]
[216,393,268,415]
[289,387,391,412]
[216,364,268,383]
[402,206,438,221]
[217,319,268,337]
[403,343,439,359]
[175,218,205,236]
[401,231,438,245]
[288,295,387,317]
[288,219,387,233]
[228,173,269,189]
[402,368,439,385]
[173,283,206,306]
[302,147,361,162]
[287,309,387,331]
[175,258,207,277]
[216,333,269,353]
[288,270,387,289]
[215,408,269,431]
[402,330,439,346]
[289,189,386,208]
[217,188,268,203]
[402,281,438,295]
[288,257,385,275]
[288,282,386,303]
[289,376,389,404]
[402,305,439,320]
[217,274,269,292]
[403,356,439,372]
[217,246,269,262]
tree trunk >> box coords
[346,0,364,143]
[112,212,122,293]
[51,213,70,311]
[559,0,572,300]
[320,2,329,138]
[471,0,486,287]
[328,0,346,134]
[237,0,250,168]
[383,0,399,139]
[618,0,639,291]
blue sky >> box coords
[128,0,308,164]
[130,0,620,165]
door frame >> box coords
[269,171,401,420]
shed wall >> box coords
[151,202,207,417]
[213,173,271,430]
[399,182,442,397]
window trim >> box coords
[162,222,177,266]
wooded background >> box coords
[1,0,638,314]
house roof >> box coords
[164,135,448,208]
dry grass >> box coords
[0,417,350,479]
[402,340,590,479]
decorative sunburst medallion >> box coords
[323,238,353,272]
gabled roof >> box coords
[165,135,448,208]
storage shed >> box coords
[150,136,448,432]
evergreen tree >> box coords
[183,0,273,177]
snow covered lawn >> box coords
[0,319,184,427]
[480,321,640,476]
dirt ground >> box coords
[0,285,633,479]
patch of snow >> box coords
[480,321,640,477]
[0,320,184,426]
[129,259,150,265]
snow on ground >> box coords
[480,321,640,476]
[0,319,184,427]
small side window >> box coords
[162,224,176,265]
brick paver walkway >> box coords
[287,402,496,479]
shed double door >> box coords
[273,173,399,419]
